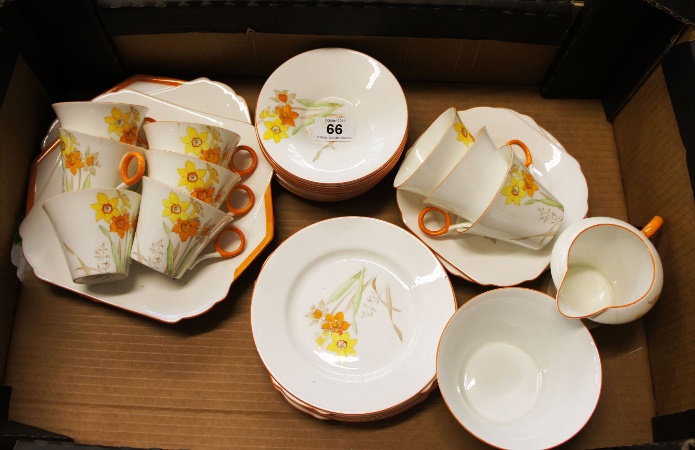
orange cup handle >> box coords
[506,139,533,167]
[641,216,664,239]
[418,206,451,236]
[225,184,255,216]
[229,145,258,177]
[120,152,146,186]
[214,226,245,258]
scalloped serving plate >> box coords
[19,75,274,323]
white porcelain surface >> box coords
[397,107,588,286]
[255,48,408,184]
[551,217,663,324]
[393,107,473,197]
[437,288,601,449]
[20,78,273,323]
[146,77,252,123]
[52,101,149,146]
[252,217,456,416]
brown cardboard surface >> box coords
[0,58,52,377]
[112,32,558,85]
[614,66,695,416]
[3,80,659,448]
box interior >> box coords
[0,23,693,449]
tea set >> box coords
[19,48,665,447]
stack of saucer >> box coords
[255,48,408,201]
[251,217,456,421]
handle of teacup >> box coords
[505,140,533,167]
[229,145,258,177]
[214,226,246,258]
[225,184,255,216]
[187,226,247,270]
[641,216,664,239]
[418,207,452,236]
[119,152,146,187]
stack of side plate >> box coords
[251,217,456,421]
[254,48,408,201]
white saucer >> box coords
[20,76,274,323]
[252,217,456,416]
[397,107,589,286]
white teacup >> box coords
[52,102,149,146]
[419,128,564,250]
[393,107,475,197]
[58,128,146,192]
[43,188,141,284]
[146,149,255,215]
[551,216,664,324]
[131,177,246,280]
[143,121,257,175]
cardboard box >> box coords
[0,1,693,448]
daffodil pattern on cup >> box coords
[176,160,221,205]
[61,190,136,276]
[500,164,565,247]
[132,191,215,279]
[104,106,142,145]
[454,121,475,147]
[179,126,225,164]
[259,89,345,161]
[60,130,102,191]
[306,266,403,359]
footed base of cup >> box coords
[73,272,129,285]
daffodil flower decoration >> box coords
[259,89,345,160]
[307,266,404,359]
[501,165,564,210]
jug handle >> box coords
[505,140,532,167]
[641,216,664,239]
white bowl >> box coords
[437,288,601,449]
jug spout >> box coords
[556,265,614,318]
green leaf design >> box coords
[163,222,171,237]
[352,268,365,316]
[296,99,342,108]
[66,177,72,192]
[166,240,174,276]
[327,269,362,304]
[538,198,564,210]
[99,225,110,239]
[293,105,342,135]
[109,237,122,273]
[82,175,90,190]
[525,199,539,205]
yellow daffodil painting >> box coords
[501,176,527,206]
[306,266,404,359]
[137,189,217,278]
[263,118,289,143]
[67,190,136,276]
[454,121,475,147]
[501,166,563,210]
[162,191,190,223]
[59,130,102,191]
[91,192,121,223]
[178,160,207,192]
[174,161,220,205]
[103,106,140,145]
[180,126,210,157]
[259,89,345,161]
